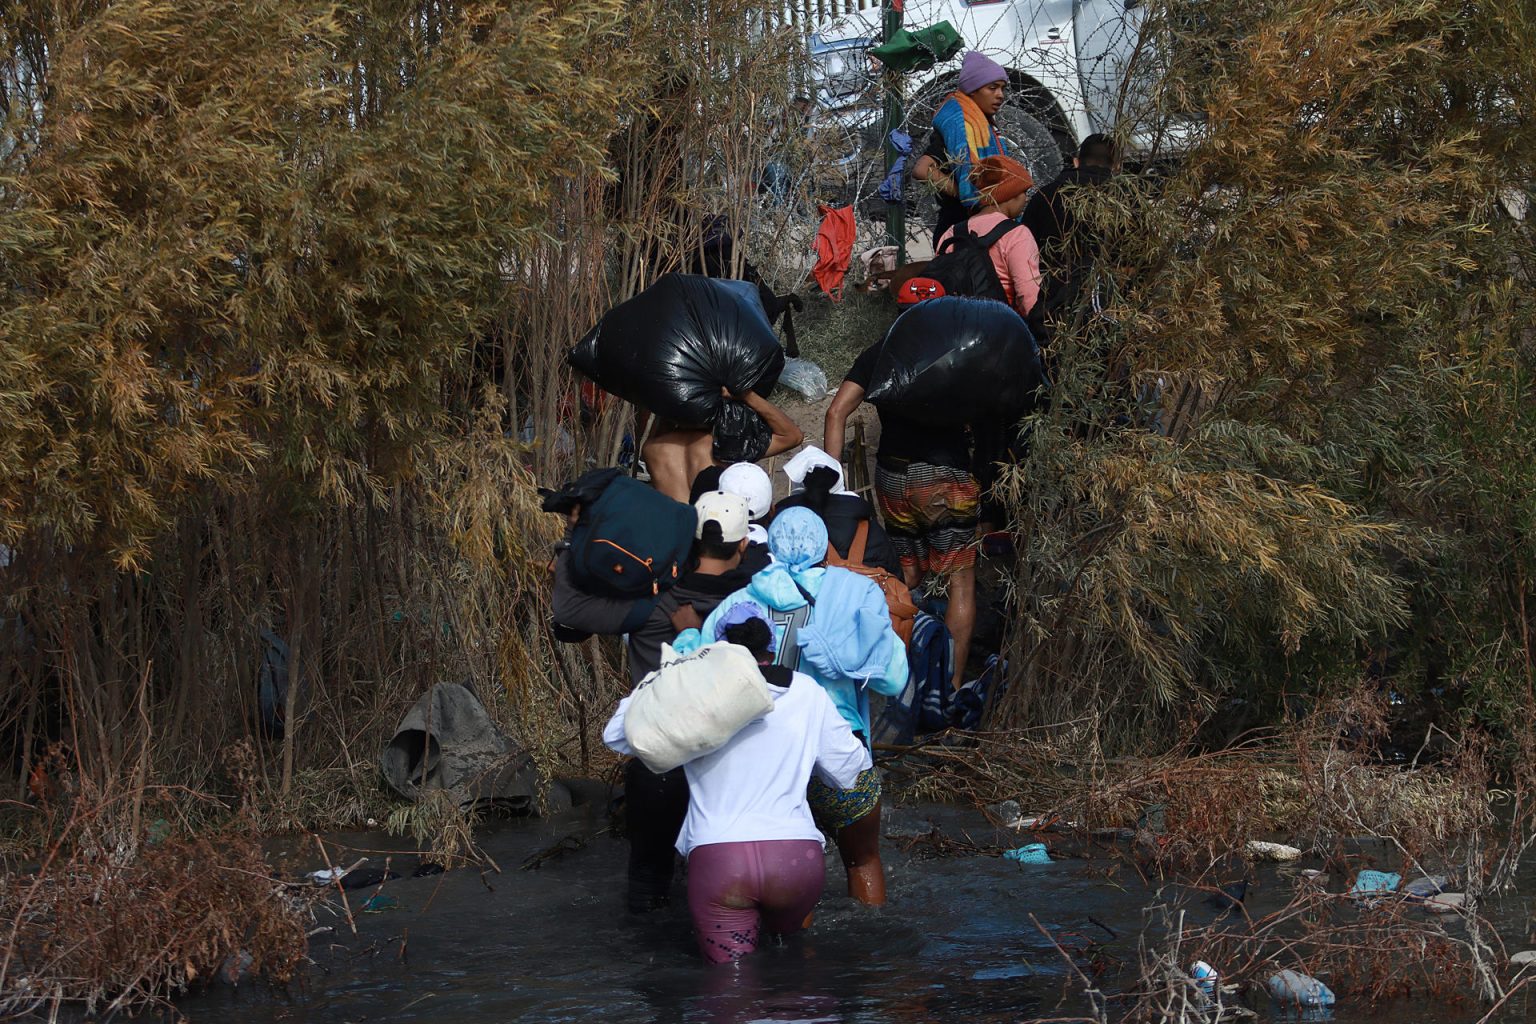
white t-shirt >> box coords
[604,670,871,857]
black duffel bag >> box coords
[569,274,785,426]
[864,297,1047,427]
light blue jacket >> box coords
[682,562,908,740]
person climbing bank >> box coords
[910,50,1012,246]
[934,155,1041,319]
[642,388,803,504]
[825,348,981,693]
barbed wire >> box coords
[754,1,1165,253]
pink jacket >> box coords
[936,211,1042,317]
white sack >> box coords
[624,642,774,773]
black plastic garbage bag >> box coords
[711,399,774,463]
[864,297,1046,427]
[569,274,785,426]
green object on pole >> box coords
[870,22,964,74]
[881,2,906,259]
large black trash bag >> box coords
[864,297,1047,427]
[569,274,786,426]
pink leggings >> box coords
[687,840,826,964]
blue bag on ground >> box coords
[863,296,1046,427]
[569,274,785,426]
[565,472,697,598]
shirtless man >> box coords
[643,387,804,503]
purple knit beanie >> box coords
[957,50,1008,95]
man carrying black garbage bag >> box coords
[823,298,1046,691]
[568,274,804,504]
[548,485,758,912]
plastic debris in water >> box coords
[1206,880,1248,913]
[1002,843,1051,865]
[361,894,399,913]
[1189,960,1219,996]
[1267,968,1336,1008]
[1350,869,1401,896]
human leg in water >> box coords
[833,798,887,906]
[624,759,690,913]
[687,839,825,964]
[808,767,885,906]
[641,421,714,503]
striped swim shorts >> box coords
[875,461,979,575]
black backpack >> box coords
[896,220,1017,306]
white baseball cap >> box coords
[719,462,773,521]
[694,490,750,543]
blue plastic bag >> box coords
[1351,870,1401,896]
[1002,843,1051,865]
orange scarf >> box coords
[948,90,1003,164]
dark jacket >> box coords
[773,492,903,577]
[552,553,756,685]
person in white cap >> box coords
[776,446,902,576]
[718,461,774,545]
[551,490,759,913]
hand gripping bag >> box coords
[863,296,1047,427]
[569,274,786,426]
[623,642,775,773]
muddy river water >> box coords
[182,801,1536,1023]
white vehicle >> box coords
[802,0,1181,213]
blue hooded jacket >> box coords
[679,508,907,739]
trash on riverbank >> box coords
[1400,873,1449,898]
[1266,968,1336,1008]
[1244,840,1302,862]
[309,858,367,886]
[1422,892,1467,914]
[1002,843,1052,865]
[779,357,830,399]
[1350,869,1401,896]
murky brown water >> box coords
[178,801,1536,1023]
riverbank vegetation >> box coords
[2,0,1535,1015]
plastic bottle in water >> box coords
[1189,961,1219,997]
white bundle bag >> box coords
[624,641,774,773]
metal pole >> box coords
[880,0,905,262]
